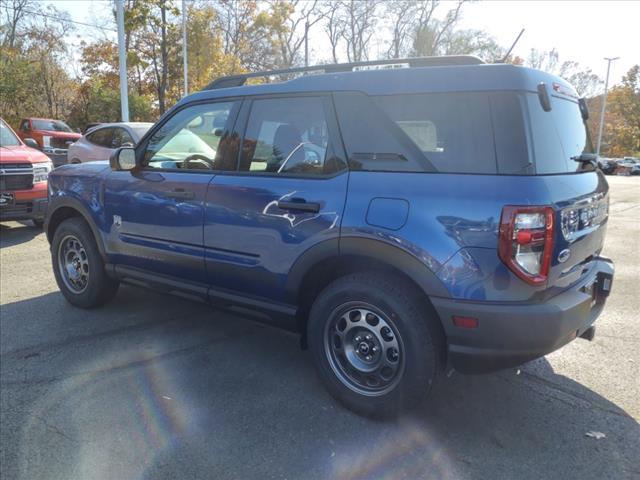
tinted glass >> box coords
[144,101,238,171]
[88,128,113,148]
[32,119,72,132]
[525,93,592,173]
[131,124,152,140]
[111,128,134,148]
[0,120,21,147]
[490,92,533,175]
[240,97,335,175]
[374,93,496,174]
[20,120,30,131]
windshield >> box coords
[131,125,152,140]
[32,119,73,133]
[0,119,21,147]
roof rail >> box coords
[203,55,485,90]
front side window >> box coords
[32,119,73,132]
[20,120,30,132]
[0,119,21,147]
[143,101,238,171]
[240,96,338,175]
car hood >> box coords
[35,130,82,140]
[0,145,51,164]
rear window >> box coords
[374,93,497,174]
[524,93,593,173]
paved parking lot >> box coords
[1,176,638,480]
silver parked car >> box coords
[67,122,153,163]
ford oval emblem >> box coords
[558,249,571,263]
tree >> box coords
[592,65,640,157]
[524,48,602,98]
[269,0,326,67]
[411,0,467,57]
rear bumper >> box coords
[432,257,614,373]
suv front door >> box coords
[204,95,349,305]
[103,100,240,286]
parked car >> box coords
[67,122,153,163]
[17,117,81,167]
[598,158,617,175]
[44,57,614,417]
[614,157,640,175]
[0,118,52,227]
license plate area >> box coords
[0,192,15,207]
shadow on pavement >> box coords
[1,287,638,480]
[0,222,42,248]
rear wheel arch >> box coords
[290,238,449,352]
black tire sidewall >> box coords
[308,273,438,417]
[51,218,117,308]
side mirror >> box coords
[23,138,40,150]
[110,147,137,171]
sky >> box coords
[46,0,638,86]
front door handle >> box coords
[277,199,321,213]
[166,188,195,200]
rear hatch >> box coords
[521,86,609,293]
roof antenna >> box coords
[498,28,525,63]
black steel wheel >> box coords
[325,303,404,396]
[308,272,443,418]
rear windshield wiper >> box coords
[571,153,599,168]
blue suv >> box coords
[45,56,614,416]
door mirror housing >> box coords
[110,147,137,171]
[23,138,40,150]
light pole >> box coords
[182,0,188,96]
[116,0,129,122]
[596,56,619,155]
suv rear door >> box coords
[203,95,348,304]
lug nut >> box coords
[365,355,372,361]
[365,334,373,341]
[354,335,361,342]
[372,346,378,353]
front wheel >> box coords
[307,273,442,418]
[51,217,119,308]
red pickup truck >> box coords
[17,117,81,167]
[1,118,52,227]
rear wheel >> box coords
[307,272,442,417]
[51,217,119,308]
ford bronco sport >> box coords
[45,56,614,417]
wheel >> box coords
[51,217,119,308]
[307,272,442,417]
[32,218,44,229]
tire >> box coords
[307,272,442,418]
[32,218,44,229]
[51,217,119,308]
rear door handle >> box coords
[166,188,195,200]
[277,199,321,213]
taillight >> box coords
[498,206,554,285]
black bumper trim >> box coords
[432,257,614,373]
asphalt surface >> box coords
[1,176,639,480]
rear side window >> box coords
[373,93,497,174]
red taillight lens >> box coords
[498,206,554,285]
